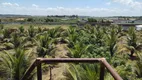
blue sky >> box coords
[0,0,142,16]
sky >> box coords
[0,0,142,16]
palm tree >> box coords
[37,27,42,33]
[35,34,55,57]
[67,42,91,58]
[117,27,142,57]
[93,27,105,46]
[67,32,79,48]
[10,32,26,48]
[127,27,137,57]
[19,26,24,33]
[67,26,77,36]
[66,64,81,80]
[48,27,62,38]
[27,25,36,38]
[0,48,33,80]
[106,28,118,57]
[65,64,99,80]
[133,52,142,79]
[3,29,11,39]
[26,25,36,45]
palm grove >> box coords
[0,24,142,80]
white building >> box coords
[136,25,142,30]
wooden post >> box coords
[37,59,42,80]
[100,62,105,80]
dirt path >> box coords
[42,44,69,80]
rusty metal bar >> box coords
[100,58,123,80]
[37,58,42,80]
[39,58,101,63]
[21,58,122,80]
[21,60,37,80]
[49,66,52,80]
[100,62,105,80]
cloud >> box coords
[2,2,19,7]
[32,4,39,8]
[0,2,141,16]
[106,2,111,5]
[112,0,142,9]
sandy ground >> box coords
[42,44,69,80]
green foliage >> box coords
[1,48,32,80]
[127,27,137,56]
[48,27,62,38]
[127,27,137,48]
[3,29,11,38]
[106,28,118,56]
[133,52,142,79]
[19,26,24,33]
[3,42,14,49]
[45,18,54,22]
[67,42,91,58]
[0,24,4,30]
[36,33,55,57]
[66,64,99,80]
[11,32,26,48]
[28,25,36,38]
[27,18,34,22]
[0,24,141,80]
[88,18,97,22]
[37,27,42,33]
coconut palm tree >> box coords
[10,32,27,48]
[133,52,142,79]
[127,27,137,57]
[106,28,118,57]
[0,48,33,80]
[65,64,99,80]
[48,27,62,38]
[67,42,91,58]
[93,27,105,46]
[67,26,77,36]
[35,33,55,57]
[26,25,37,45]
[3,29,11,39]
[27,25,36,38]
[19,26,24,33]
[67,32,79,48]
[117,27,142,58]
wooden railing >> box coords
[21,58,123,80]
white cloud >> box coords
[32,4,39,8]
[2,2,19,7]
[112,0,142,9]
[2,2,13,6]
[106,2,111,5]
[14,3,19,7]
[0,2,141,16]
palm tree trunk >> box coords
[130,50,134,57]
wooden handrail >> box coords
[21,58,123,80]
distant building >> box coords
[113,20,128,23]
[136,25,142,30]
[134,20,142,24]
